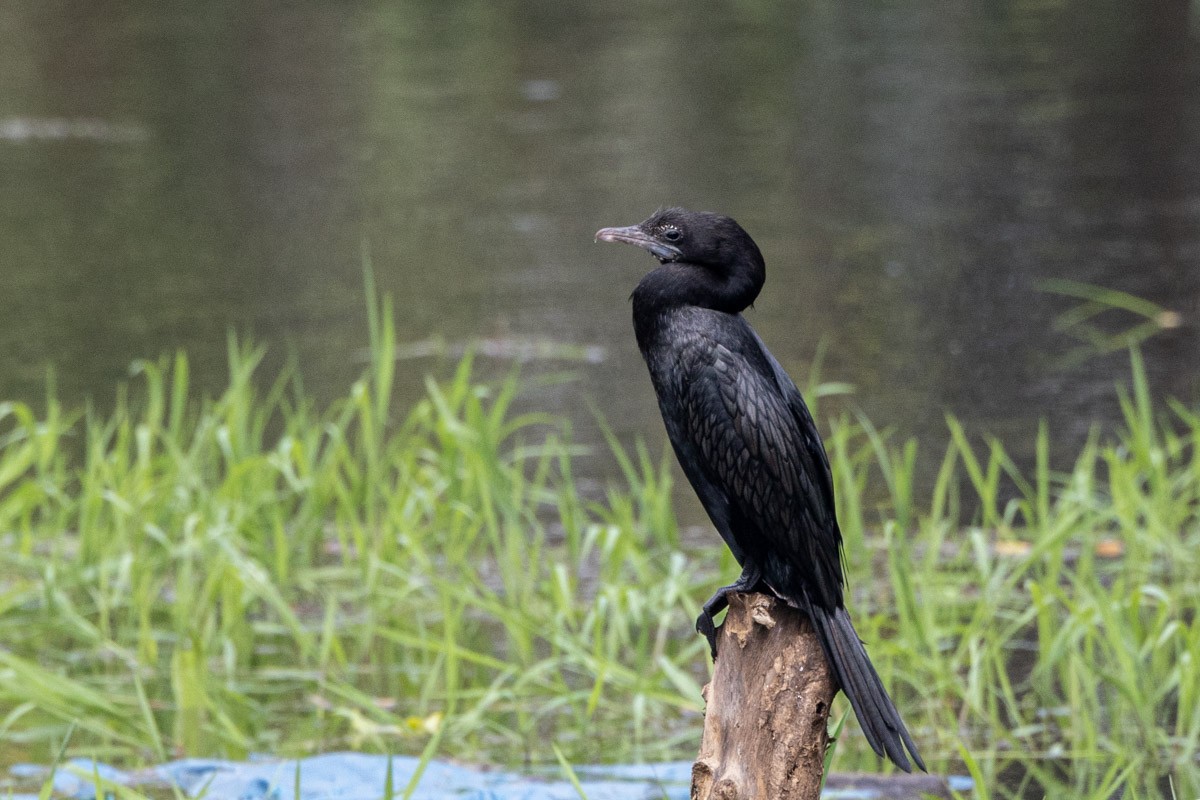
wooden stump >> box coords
[691,592,835,800]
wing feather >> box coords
[677,336,844,609]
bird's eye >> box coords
[663,228,682,241]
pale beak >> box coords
[595,225,682,261]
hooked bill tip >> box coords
[594,226,629,243]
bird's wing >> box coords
[752,328,841,534]
[678,335,845,609]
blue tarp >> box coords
[10,755,971,799]
[19,755,694,800]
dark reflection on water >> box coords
[3,9,1200,463]
[2,0,1198,467]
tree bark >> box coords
[691,592,835,800]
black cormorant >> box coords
[596,207,924,772]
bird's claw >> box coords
[696,612,719,660]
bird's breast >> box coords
[636,308,746,403]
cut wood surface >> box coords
[691,591,835,800]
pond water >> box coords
[3,0,1198,476]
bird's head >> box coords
[596,207,766,312]
[595,207,763,269]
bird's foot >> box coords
[696,611,719,659]
[695,563,763,661]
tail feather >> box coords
[809,604,925,773]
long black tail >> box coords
[809,603,925,772]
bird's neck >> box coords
[631,260,764,322]
[631,261,764,353]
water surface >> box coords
[3,0,1198,473]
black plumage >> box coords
[596,207,924,773]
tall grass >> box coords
[0,293,1198,799]
[0,303,705,770]
[829,348,1200,798]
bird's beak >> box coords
[595,225,682,261]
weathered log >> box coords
[691,591,835,800]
